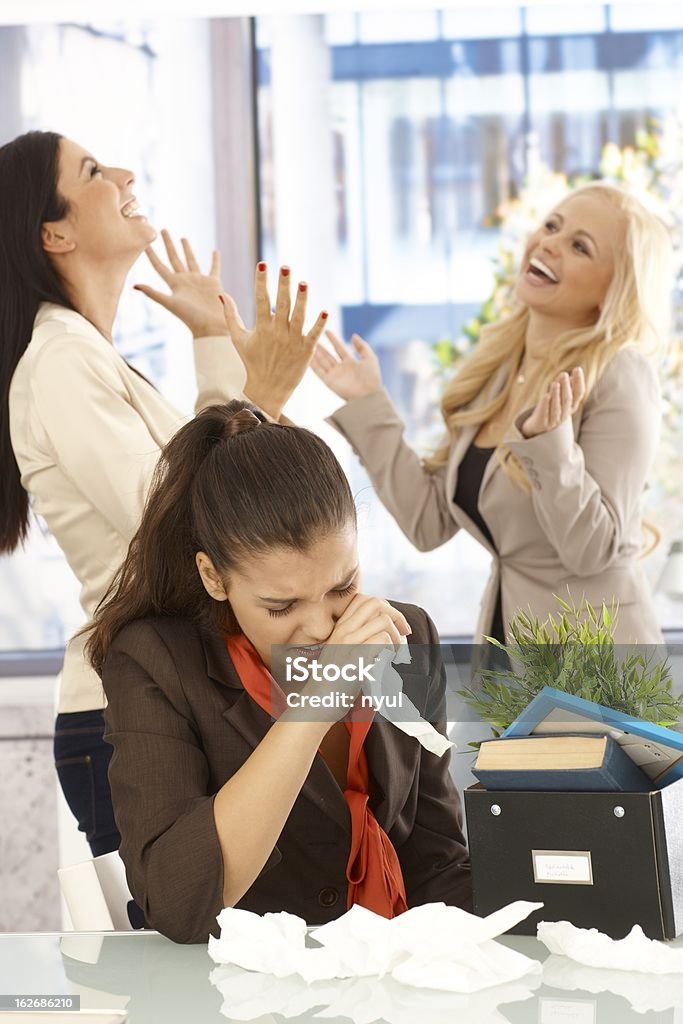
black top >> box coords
[453,442,505,645]
[453,442,496,548]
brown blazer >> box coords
[328,347,663,644]
[102,602,471,944]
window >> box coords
[1,4,682,653]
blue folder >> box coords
[502,686,683,789]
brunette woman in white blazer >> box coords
[0,130,326,862]
[312,184,672,646]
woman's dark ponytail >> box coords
[0,130,74,553]
[85,400,356,674]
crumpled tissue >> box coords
[208,900,543,995]
[364,642,453,757]
[538,919,683,974]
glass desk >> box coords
[1,930,683,1023]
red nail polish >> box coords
[218,295,224,304]
[299,282,307,293]
[321,311,328,320]
[281,266,290,277]
[257,261,266,272]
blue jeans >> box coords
[54,710,145,929]
[54,710,120,857]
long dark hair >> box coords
[85,400,357,674]
[0,130,75,553]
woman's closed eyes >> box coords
[266,582,357,618]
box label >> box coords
[539,997,596,1023]
[532,850,593,885]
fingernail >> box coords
[299,282,307,293]
[281,266,290,277]
[321,311,329,320]
[133,285,140,291]
[218,295,224,304]
[257,261,266,272]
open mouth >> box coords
[121,197,145,219]
[525,256,559,284]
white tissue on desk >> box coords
[206,908,309,978]
[208,900,543,994]
[364,642,454,758]
[537,919,683,974]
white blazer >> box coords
[9,303,247,711]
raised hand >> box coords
[311,330,383,402]
[521,367,586,438]
[134,230,227,338]
[221,263,328,421]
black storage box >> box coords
[465,781,683,940]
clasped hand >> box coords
[280,595,411,727]
[521,367,586,438]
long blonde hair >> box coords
[425,183,673,494]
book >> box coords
[502,686,683,789]
[472,733,651,791]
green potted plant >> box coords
[459,594,683,741]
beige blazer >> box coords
[328,346,663,644]
[9,303,247,712]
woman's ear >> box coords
[41,222,76,255]
[196,552,229,601]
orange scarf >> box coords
[226,634,407,918]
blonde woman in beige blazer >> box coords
[313,184,672,646]
[1,131,325,865]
